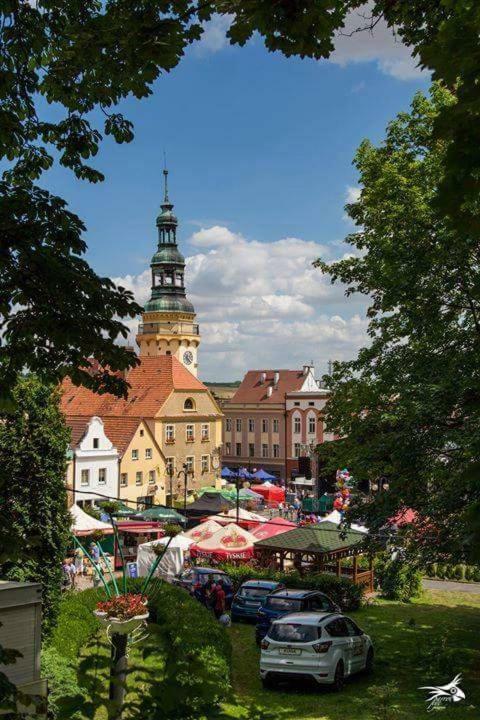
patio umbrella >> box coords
[137,506,187,524]
[252,468,276,481]
[221,467,235,478]
[110,501,138,517]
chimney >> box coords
[273,371,279,385]
[260,372,267,383]
[267,386,273,398]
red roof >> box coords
[229,370,305,404]
[251,517,296,541]
[61,355,206,418]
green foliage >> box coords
[367,682,400,720]
[0,627,22,715]
[375,555,422,602]
[316,85,480,565]
[425,562,480,583]
[0,376,72,636]
[48,588,101,661]
[41,647,89,720]
[219,563,365,610]
[162,523,183,538]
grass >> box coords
[224,590,480,720]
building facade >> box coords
[222,365,330,483]
[67,416,120,505]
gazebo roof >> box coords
[254,521,365,554]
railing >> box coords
[138,322,200,336]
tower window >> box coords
[184,398,195,411]
[164,274,173,285]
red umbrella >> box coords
[251,517,296,541]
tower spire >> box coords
[163,151,169,203]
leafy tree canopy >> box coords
[0,1,478,406]
[316,85,480,565]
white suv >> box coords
[260,612,373,690]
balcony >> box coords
[138,322,200,336]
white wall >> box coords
[73,417,119,503]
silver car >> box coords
[260,611,374,691]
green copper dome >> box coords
[151,245,185,265]
[144,296,195,313]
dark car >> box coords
[255,588,340,644]
[231,580,284,622]
[173,567,234,608]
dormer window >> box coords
[184,398,195,411]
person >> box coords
[61,559,72,590]
[214,580,226,620]
[204,575,216,609]
[74,547,84,576]
[90,542,100,563]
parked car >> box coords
[255,588,339,644]
[260,612,373,690]
[231,580,284,622]
[173,567,234,608]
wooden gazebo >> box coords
[254,521,373,592]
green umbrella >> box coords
[108,501,137,517]
[197,486,222,495]
[138,506,186,524]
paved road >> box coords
[423,578,480,594]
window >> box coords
[80,469,89,486]
[308,416,316,434]
[262,443,269,458]
[226,418,232,432]
[266,597,302,612]
[185,456,194,473]
[145,448,152,459]
[294,401,300,406]
[273,418,279,433]
[140,429,144,437]
[98,468,106,485]
[164,274,173,285]
[131,449,138,460]
[309,595,334,612]
[148,470,156,485]
[201,455,209,473]
[225,442,231,455]
[186,424,195,442]
[120,473,128,487]
[273,444,280,458]
[294,443,301,458]
[248,418,255,432]
[135,471,143,486]
[236,442,242,456]
[294,415,301,434]
[344,618,363,637]
[166,458,175,476]
[326,619,349,638]
[165,425,175,443]
[236,418,242,433]
[262,419,268,433]
[184,398,195,411]
[201,423,209,441]
[269,623,319,643]
[308,402,315,407]
[93,438,99,449]
[248,443,255,458]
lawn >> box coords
[224,590,480,720]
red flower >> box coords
[96,593,146,620]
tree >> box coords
[316,85,480,565]
[1,1,479,405]
[0,375,72,636]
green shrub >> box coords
[48,588,101,661]
[436,563,446,579]
[376,558,422,602]
[41,648,89,720]
[465,565,475,581]
[219,564,365,611]
[473,566,480,582]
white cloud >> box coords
[345,185,361,204]
[194,14,232,55]
[113,226,369,381]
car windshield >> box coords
[199,573,231,587]
[269,623,319,643]
[265,597,302,612]
[239,587,270,599]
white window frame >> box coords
[225,442,231,455]
[308,415,316,434]
[273,418,279,433]
[166,457,175,476]
[131,448,139,461]
[148,469,156,485]
[135,471,143,486]
[165,425,175,443]
[80,469,89,486]
[248,418,255,433]
[120,473,128,487]
[145,448,152,459]
[226,418,232,432]
[201,423,209,441]
[293,415,301,434]
[273,444,280,458]
[186,424,195,442]
[185,456,194,473]
[294,443,301,458]
[98,468,106,485]
[262,419,268,433]
[236,418,242,433]
[201,455,209,473]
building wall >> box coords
[119,421,166,508]
[222,405,286,478]
[154,389,223,497]
[73,417,119,504]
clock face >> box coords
[183,350,194,365]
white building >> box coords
[68,416,119,505]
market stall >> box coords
[183,519,222,542]
[114,521,164,569]
[251,517,296,541]
[189,523,256,563]
[250,482,285,508]
[184,492,234,523]
[137,534,194,581]
[205,507,265,531]
[70,503,114,536]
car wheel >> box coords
[332,661,345,692]
[364,647,374,675]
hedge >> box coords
[374,555,422,602]
[425,562,480,583]
[219,563,365,611]
[42,580,232,720]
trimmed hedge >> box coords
[374,555,422,602]
[425,562,480,583]
[219,563,365,611]
[43,581,232,720]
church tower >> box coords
[136,169,200,376]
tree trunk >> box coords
[108,633,128,720]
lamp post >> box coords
[166,463,174,508]
[231,470,249,524]
[177,463,194,514]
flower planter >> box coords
[94,610,149,635]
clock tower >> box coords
[136,169,201,376]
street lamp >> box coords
[166,464,175,508]
[231,470,249,524]
[177,463,194,514]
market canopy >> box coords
[189,523,256,562]
[70,503,114,536]
[252,469,276,481]
[221,467,235,478]
[137,534,194,580]
[207,508,265,528]
[135,506,186,524]
[251,483,285,507]
[184,492,234,521]
[183,519,222,542]
[254,521,366,556]
[251,517,296,541]
[318,510,368,534]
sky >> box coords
[41,8,430,382]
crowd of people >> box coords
[193,575,230,625]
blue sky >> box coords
[41,13,429,381]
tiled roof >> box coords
[68,417,90,449]
[229,369,305,404]
[61,355,206,418]
[254,521,365,554]
[66,416,143,456]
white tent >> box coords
[70,503,114,536]
[318,509,368,534]
[137,534,194,580]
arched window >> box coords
[184,398,195,411]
